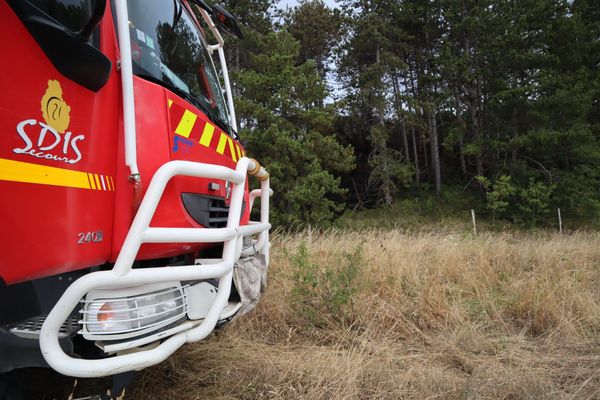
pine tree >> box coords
[236,30,355,226]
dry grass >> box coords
[130,229,600,399]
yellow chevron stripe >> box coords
[235,144,242,160]
[0,158,91,190]
[168,99,173,108]
[228,137,237,162]
[199,122,215,147]
[88,173,96,189]
[94,174,101,191]
[174,109,198,138]
[216,133,228,155]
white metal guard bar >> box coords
[194,5,238,132]
[114,0,139,181]
[39,158,271,377]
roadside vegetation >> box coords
[131,3,599,396]
[130,228,600,399]
[215,0,600,229]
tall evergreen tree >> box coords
[211,0,600,226]
[236,31,354,225]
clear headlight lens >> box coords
[81,285,187,338]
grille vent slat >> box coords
[208,198,229,228]
[181,193,245,229]
[8,315,79,340]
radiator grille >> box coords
[181,194,245,228]
[207,197,229,228]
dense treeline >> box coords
[211,0,600,226]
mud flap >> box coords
[232,254,267,316]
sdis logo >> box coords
[13,80,85,164]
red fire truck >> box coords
[0,0,271,397]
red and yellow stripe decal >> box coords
[0,158,115,191]
[168,100,246,162]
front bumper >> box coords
[39,158,271,378]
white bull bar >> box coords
[39,157,271,378]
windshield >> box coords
[125,0,230,131]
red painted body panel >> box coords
[110,77,249,262]
[0,2,119,283]
[0,2,248,284]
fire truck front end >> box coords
[0,0,271,389]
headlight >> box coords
[80,283,187,341]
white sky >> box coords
[276,0,339,9]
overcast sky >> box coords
[276,0,339,9]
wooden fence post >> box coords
[558,208,563,234]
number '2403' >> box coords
[77,231,103,244]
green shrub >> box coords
[287,243,363,328]
[479,175,554,226]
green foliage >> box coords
[281,0,342,77]
[477,175,517,223]
[217,0,600,229]
[368,125,414,206]
[337,185,485,230]
[287,243,362,327]
[518,179,553,224]
[235,30,355,227]
[480,175,555,225]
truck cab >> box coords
[0,0,271,393]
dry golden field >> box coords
[130,229,600,399]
